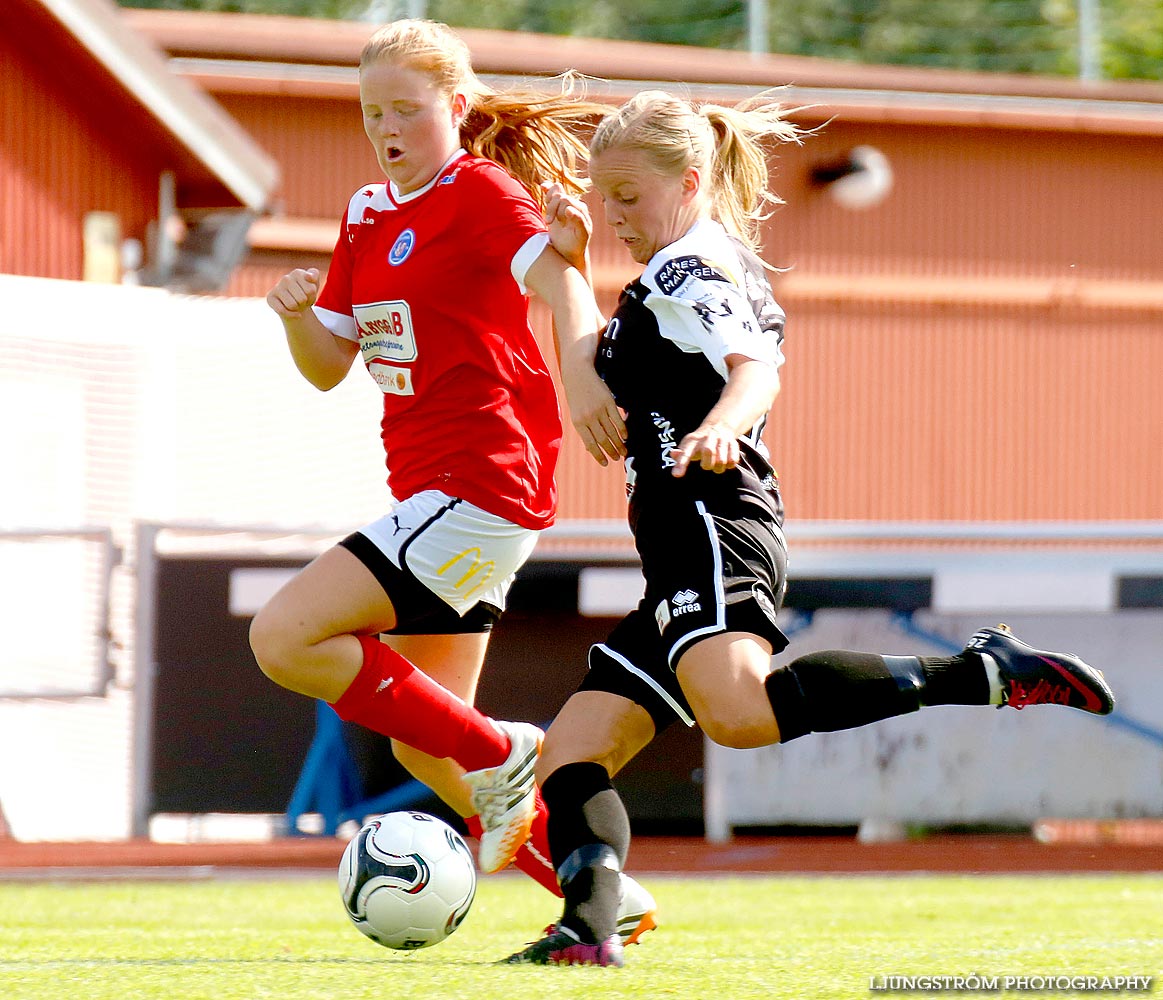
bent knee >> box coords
[699,710,777,750]
[249,607,298,686]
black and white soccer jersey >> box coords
[595,218,785,520]
[579,220,792,732]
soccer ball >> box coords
[338,811,477,950]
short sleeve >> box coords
[461,163,548,291]
[511,233,550,292]
[643,252,785,380]
[313,207,358,341]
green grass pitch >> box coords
[1,873,1160,999]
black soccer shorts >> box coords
[579,496,789,732]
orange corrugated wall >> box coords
[0,36,159,280]
[216,93,378,220]
[769,301,1162,522]
[216,88,1163,526]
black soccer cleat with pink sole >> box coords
[964,624,1115,715]
[502,929,625,967]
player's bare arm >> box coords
[671,355,780,477]
[524,246,626,466]
[266,267,359,391]
[542,181,593,277]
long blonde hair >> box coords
[360,20,606,205]
[590,90,803,252]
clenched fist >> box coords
[267,268,320,318]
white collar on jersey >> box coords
[388,149,468,205]
[640,217,726,276]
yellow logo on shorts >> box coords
[437,547,495,598]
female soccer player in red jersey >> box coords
[251,20,654,926]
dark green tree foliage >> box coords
[767,0,1075,74]
[120,0,360,13]
[114,0,1163,80]
[1099,0,1163,78]
[424,0,746,47]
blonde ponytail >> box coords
[591,89,803,253]
[702,100,801,250]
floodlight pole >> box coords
[1078,0,1101,81]
[748,0,768,55]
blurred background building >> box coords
[2,0,1161,842]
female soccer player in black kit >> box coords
[507,90,1115,967]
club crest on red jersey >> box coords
[389,228,416,266]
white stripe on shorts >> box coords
[665,500,728,669]
[593,642,696,728]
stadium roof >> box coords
[127,9,1163,138]
[8,0,279,211]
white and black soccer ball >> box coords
[338,811,477,950]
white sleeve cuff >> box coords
[312,305,359,342]
[510,232,550,294]
[721,332,785,370]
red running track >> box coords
[0,835,1160,874]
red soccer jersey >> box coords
[314,152,562,529]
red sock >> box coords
[467,788,562,897]
[330,635,509,770]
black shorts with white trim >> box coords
[578,496,789,733]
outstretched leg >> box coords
[765,623,1114,742]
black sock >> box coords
[765,650,988,742]
[918,653,990,706]
[541,761,629,945]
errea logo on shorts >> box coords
[656,590,701,632]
